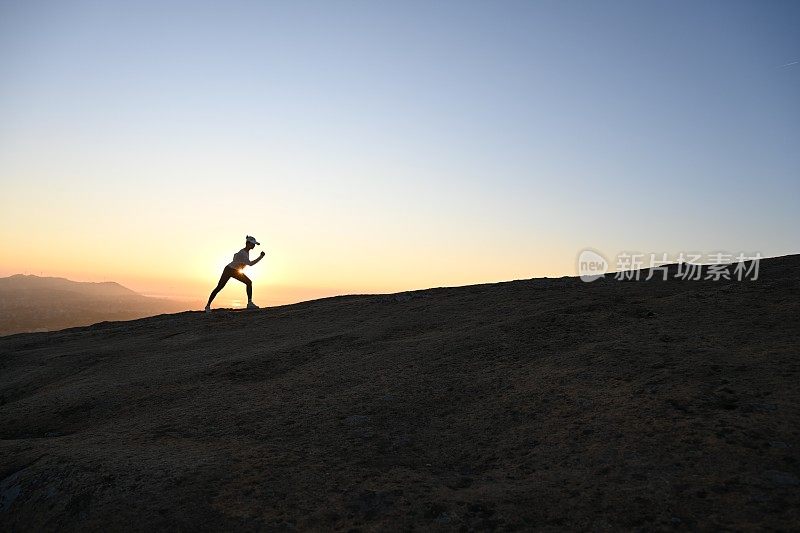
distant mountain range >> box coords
[0,274,190,335]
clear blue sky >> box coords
[0,1,798,302]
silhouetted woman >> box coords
[205,235,265,312]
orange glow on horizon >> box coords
[0,232,573,308]
[0,201,576,310]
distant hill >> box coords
[0,255,798,530]
[0,274,140,296]
[0,274,190,335]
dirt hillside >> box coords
[1,256,798,531]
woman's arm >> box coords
[249,251,266,266]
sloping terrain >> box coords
[0,275,189,335]
[0,256,798,531]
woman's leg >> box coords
[231,270,253,302]
[207,268,233,307]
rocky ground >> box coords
[1,255,798,531]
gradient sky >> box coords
[1,0,798,307]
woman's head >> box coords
[245,235,260,250]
